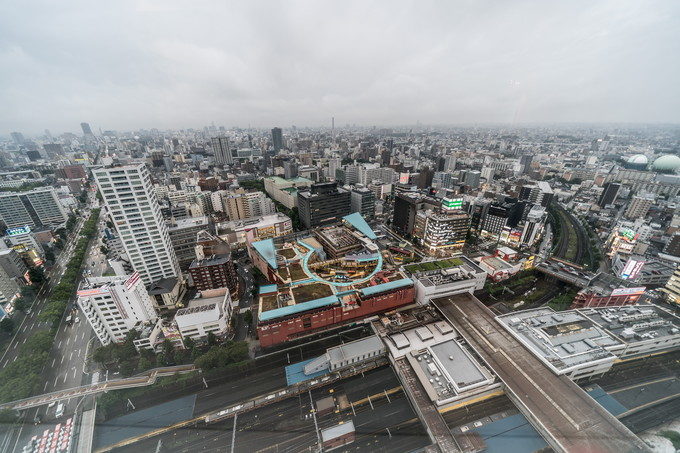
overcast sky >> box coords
[2,0,679,135]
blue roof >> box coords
[285,358,329,385]
[359,278,413,297]
[343,212,377,239]
[259,295,339,322]
[252,239,277,269]
[259,284,277,295]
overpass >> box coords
[0,364,196,411]
[536,258,594,288]
[432,293,650,453]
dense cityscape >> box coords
[2,0,680,451]
[0,123,676,452]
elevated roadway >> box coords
[433,293,650,453]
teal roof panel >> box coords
[343,212,377,240]
[259,295,339,322]
[252,238,278,269]
[359,278,413,297]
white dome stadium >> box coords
[626,154,648,165]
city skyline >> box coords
[2,0,680,133]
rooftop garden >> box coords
[279,248,297,259]
[260,294,279,312]
[288,262,308,281]
[404,257,464,274]
[291,282,334,303]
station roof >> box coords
[359,278,413,297]
[252,238,277,269]
[343,212,377,239]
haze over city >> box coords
[2,0,680,133]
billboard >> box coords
[77,288,109,297]
[6,226,31,236]
[611,287,646,297]
[441,197,463,210]
[620,258,645,280]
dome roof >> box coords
[651,154,680,171]
[626,154,648,164]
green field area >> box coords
[404,257,464,274]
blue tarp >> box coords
[285,358,330,385]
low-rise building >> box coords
[77,273,157,346]
[216,213,292,247]
[263,176,313,209]
[403,257,486,305]
[174,290,235,342]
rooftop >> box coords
[496,307,620,374]
[581,304,680,346]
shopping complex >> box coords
[249,213,416,346]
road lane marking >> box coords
[69,351,73,361]
[21,337,26,344]
[63,374,67,384]
[52,358,56,367]
[58,340,62,348]
[43,381,48,392]
[54,376,59,387]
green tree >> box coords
[162,339,175,365]
[44,248,56,263]
[28,267,45,285]
[243,310,253,326]
[0,318,15,333]
[20,331,53,355]
[12,297,28,313]
[137,356,152,373]
[206,331,218,347]
[92,344,115,365]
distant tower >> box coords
[80,122,93,136]
[332,117,335,142]
[211,136,233,165]
[10,132,25,145]
[271,127,283,152]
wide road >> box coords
[433,293,650,453]
[5,193,105,453]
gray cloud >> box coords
[1,0,679,134]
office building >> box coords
[0,249,25,305]
[77,273,157,346]
[392,193,439,236]
[662,267,680,305]
[624,195,654,219]
[167,216,210,270]
[271,127,284,152]
[519,181,554,208]
[464,170,481,189]
[211,136,233,165]
[0,188,68,229]
[56,165,86,180]
[80,122,94,136]
[264,176,313,209]
[224,191,275,221]
[413,210,470,255]
[216,213,293,247]
[350,187,375,220]
[598,182,621,208]
[664,233,680,258]
[297,182,351,230]
[283,160,298,179]
[93,164,180,285]
[520,205,547,247]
